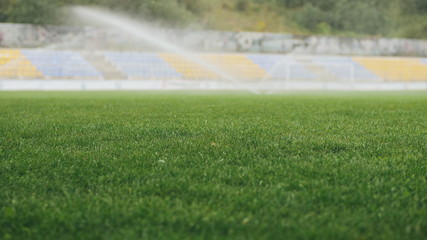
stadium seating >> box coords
[104,52,181,79]
[159,53,220,80]
[309,56,380,81]
[201,54,266,81]
[22,50,101,78]
[248,54,314,80]
[353,57,427,81]
[0,49,42,78]
[1,48,427,82]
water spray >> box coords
[69,6,260,94]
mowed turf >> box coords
[0,91,426,240]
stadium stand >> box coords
[0,49,42,78]
[310,56,380,81]
[353,57,427,81]
[22,50,101,79]
[1,48,426,82]
[104,52,181,79]
[158,53,266,81]
[159,53,219,80]
[248,54,314,80]
[201,54,266,81]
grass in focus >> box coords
[0,91,426,239]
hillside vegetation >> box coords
[0,0,426,38]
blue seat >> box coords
[248,54,314,80]
[310,56,379,80]
[22,50,102,78]
[104,51,182,79]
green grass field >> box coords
[1,91,426,240]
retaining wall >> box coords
[1,23,427,56]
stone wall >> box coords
[1,23,427,56]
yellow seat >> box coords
[160,53,266,81]
[0,49,42,79]
[353,57,427,81]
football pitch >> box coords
[1,91,426,239]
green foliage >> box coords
[235,0,251,11]
[0,0,425,38]
[293,0,399,36]
[403,0,427,14]
[399,15,427,39]
[0,0,10,22]
[1,0,60,25]
[133,0,194,26]
[177,0,211,16]
[0,92,427,239]
[315,22,331,35]
[253,0,426,38]
[0,0,205,27]
[294,4,327,32]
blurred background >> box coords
[0,0,426,91]
[1,0,427,37]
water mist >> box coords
[69,6,259,92]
